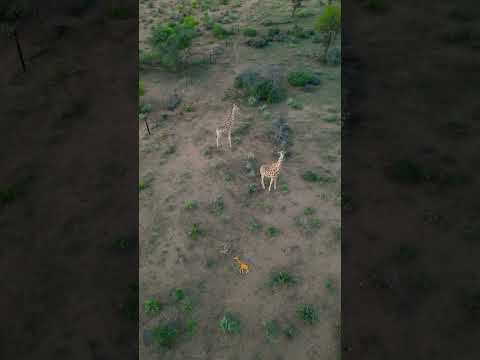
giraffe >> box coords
[260,150,285,192]
[233,256,250,274]
[216,103,239,149]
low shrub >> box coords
[219,312,241,334]
[212,23,232,38]
[235,68,286,104]
[288,70,320,87]
[243,27,257,37]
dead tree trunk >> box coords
[13,28,26,72]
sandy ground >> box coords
[139,0,340,359]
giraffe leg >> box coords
[268,178,273,192]
[228,131,232,148]
[216,130,220,148]
[260,168,265,189]
[274,176,277,190]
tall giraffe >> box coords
[260,151,285,192]
[216,104,239,149]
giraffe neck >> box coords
[275,159,283,171]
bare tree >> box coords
[0,1,31,72]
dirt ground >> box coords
[139,1,340,359]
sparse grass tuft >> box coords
[189,223,205,239]
[288,70,320,87]
[297,304,319,325]
[287,97,303,110]
[210,195,225,216]
[264,320,281,342]
[266,226,281,237]
[284,324,298,339]
[248,218,263,232]
[184,200,199,210]
[269,271,297,288]
[302,170,335,183]
[172,288,186,302]
[213,23,233,38]
[294,215,322,234]
[220,312,241,334]
[304,207,315,215]
[243,27,257,37]
[152,322,180,349]
[144,299,162,315]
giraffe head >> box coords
[278,150,285,161]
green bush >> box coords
[235,70,286,104]
[288,70,319,87]
[315,4,341,34]
[219,312,241,334]
[201,12,215,29]
[144,299,162,314]
[297,304,319,325]
[243,27,257,37]
[148,18,198,71]
[270,271,297,288]
[212,23,232,38]
[152,323,180,349]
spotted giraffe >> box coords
[260,151,285,192]
[216,103,239,149]
[233,256,250,274]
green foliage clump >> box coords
[288,70,320,87]
[201,12,215,29]
[219,312,241,334]
[264,320,281,342]
[184,200,199,210]
[297,304,319,325]
[315,4,341,34]
[266,226,281,237]
[287,98,303,110]
[148,17,199,71]
[152,323,180,349]
[144,299,162,315]
[270,271,297,288]
[212,23,232,38]
[302,170,335,183]
[235,69,286,104]
[243,27,257,37]
[189,223,205,239]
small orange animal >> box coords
[233,256,250,274]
